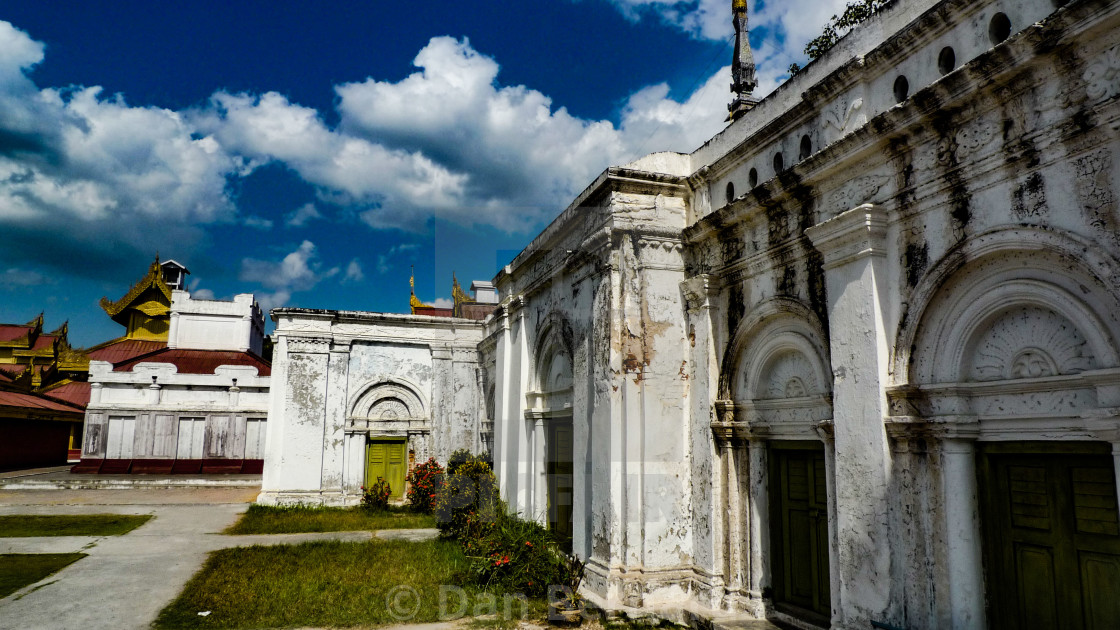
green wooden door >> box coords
[547,420,574,553]
[770,443,831,623]
[980,444,1120,630]
[366,439,407,499]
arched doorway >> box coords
[529,328,574,552]
[718,299,834,623]
[895,229,1120,629]
[347,380,429,500]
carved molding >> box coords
[287,336,330,354]
[1085,45,1120,102]
[804,204,889,269]
[969,306,1096,381]
[681,275,716,313]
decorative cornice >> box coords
[804,204,889,269]
[287,336,331,354]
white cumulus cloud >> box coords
[285,202,322,227]
[240,240,340,311]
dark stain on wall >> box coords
[727,282,744,343]
[904,241,929,289]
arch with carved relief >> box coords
[348,377,428,422]
[530,312,575,413]
[720,297,833,436]
[891,226,1120,628]
[714,297,836,618]
[898,226,1120,391]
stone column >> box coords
[805,205,895,627]
[747,437,768,603]
[261,335,331,502]
[492,307,514,498]
[940,437,985,630]
[430,345,453,462]
[534,416,547,523]
[815,421,841,627]
[725,438,744,598]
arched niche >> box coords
[528,314,575,414]
[721,298,832,439]
[348,378,428,423]
[898,228,1120,386]
[894,227,1120,433]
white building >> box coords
[264,0,1120,628]
[77,290,270,474]
[258,281,498,504]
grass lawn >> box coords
[224,504,436,534]
[0,514,152,537]
[154,539,545,629]
[0,553,86,598]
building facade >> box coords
[259,309,489,504]
[262,0,1120,628]
[75,287,271,474]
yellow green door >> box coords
[366,439,407,499]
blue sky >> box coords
[0,0,849,346]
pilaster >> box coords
[804,205,895,628]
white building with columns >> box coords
[263,0,1120,628]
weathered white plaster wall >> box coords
[168,291,265,354]
[260,310,484,506]
[82,360,269,462]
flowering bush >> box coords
[465,507,568,598]
[360,478,391,511]
[434,458,499,541]
[406,457,444,513]
[434,455,576,598]
[447,448,472,475]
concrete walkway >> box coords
[0,487,437,630]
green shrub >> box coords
[465,508,569,598]
[447,448,473,475]
[406,457,444,513]
[435,458,499,542]
[360,478,391,512]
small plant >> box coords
[560,553,586,607]
[406,457,444,513]
[360,478,391,512]
[804,0,892,61]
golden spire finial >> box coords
[409,265,430,313]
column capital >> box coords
[287,336,331,354]
[804,204,889,270]
[681,274,717,313]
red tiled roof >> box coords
[113,348,271,376]
[0,390,85,415]
[86,338,167,363]
[27,334,57,352]
[39,381,91,408]
[0,324,32,343]
[413,307,455,317]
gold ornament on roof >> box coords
[409,266,431,313]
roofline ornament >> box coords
[99,256,173,320]
[730,0,759,122]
